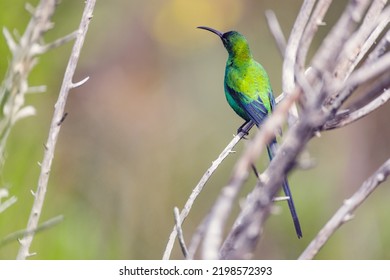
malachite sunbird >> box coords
[198,26,302,238]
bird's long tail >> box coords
[267,139,302,238]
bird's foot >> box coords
[237,121,251,136]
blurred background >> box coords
[0,0,389,259]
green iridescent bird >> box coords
[198,26,302,238]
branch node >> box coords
[376,173,385,183]
[27,252,37,258]
[273,196,290,202]
[3,27,17,53]
[25,3,35,15]
[35,30,78,55]
[71,76,90,88]
[342,213,354,223]
[316,20,326,26]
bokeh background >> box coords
[0,0,389,259]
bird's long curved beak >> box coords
[197,26,223,38]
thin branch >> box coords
[296,0,333,69]
[347,71,390,112]
[333,3,389,82]
[282,0,315,94]
[323,80,390,130]
[311,0,370,75]
[33,30,78,54]
[0,195,17,213]
[282,0,315,125]
[162,121,253,260]
[347,1,389,71]
[25,2,36,15]
[174,207,189,259]
[299,158,390,260]
[328,51,390,113]
[3,27,17,53]
[265,10,287,57]
[16,0,96,260]
[71,76,90,88]
[0,215,63,247]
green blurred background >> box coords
[0,0,389,259]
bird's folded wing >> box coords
[240,96,268,126]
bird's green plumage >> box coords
[219,31,274,126]
[198,26,302,238]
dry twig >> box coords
[299,158,390,260]
[0,0,77,161]
[16,0,96,260]
[174,207,189,259]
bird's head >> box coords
[197,26,252,61]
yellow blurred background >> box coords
[0,0,389,259]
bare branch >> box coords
[33,30,78,54]
[25,3,36,15]
[333,3,389,81]
[282,0,316,124]
[0,188,17,213]
[16,0,96,260]
[174,207,189,259]
[0,215,63,247]
[299,158,390,260]
[328,51,390,113]
[326,92,390,130]
[297,0,333,69]
[282,0,315,94]
[71,76,90,88]
[3,27,17,53]
[265,10,286,57]
[311,0,370,75]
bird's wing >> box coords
[226,85,269,126]
[240,97,269,126]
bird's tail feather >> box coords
[267,140,302,238]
